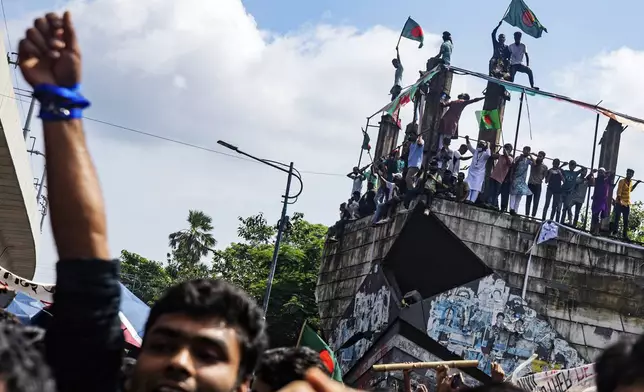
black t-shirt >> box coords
[547,169,564,193]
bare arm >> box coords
[461,156,473,161]
[465,97,485,105]
[45,120,109,259]
[525,51,530,67]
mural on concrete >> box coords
[426,275,585,377]
[330,266,392,375]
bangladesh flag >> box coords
[400,17,424,48]
[362,131,371,151]
[480,109,502,130]
[503,0,547,39]
[297,323,343,382]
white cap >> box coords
[598,167,606,172]
[393,173,403,179]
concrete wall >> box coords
[0,35,39,278]
[318,199,644,377]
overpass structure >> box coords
[0,37,40,294]
[317,65,644,391]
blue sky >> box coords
[242,0,644,67]
[3,0,644,282]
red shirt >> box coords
[491,155,513,183]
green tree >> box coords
[120,250,172,306]
[168,210,217,265]
[213,212,327,347]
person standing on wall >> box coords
[390,47,404,101]
[525,151,548,217]
[612,169,640,239]
[508,32,538,90]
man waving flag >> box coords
[399,17,424,48]
[503,0,547,38]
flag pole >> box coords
[512,91,525,158]
[502,1,512,20]
[296,320,307,347]
[396,16,411,48]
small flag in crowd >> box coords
[400,17,424,48]
[297,323,343,382]
[479,109,502,130]
[503,0,548,39]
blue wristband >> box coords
[34,84,91,121]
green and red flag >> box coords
[503,0,547,39]
[297,323,343,382]
[400,17,424,48]
[479,109,502,130]
[361,129,371,151]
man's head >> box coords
[596,335,644,392]
[580,167,588,177]
[429,160,439,173]
[444,170,453,179]
[442,31,451,42]
[442,137,452,147]
[522,146,531,156]
[552,158,561,169]
[340,202,347,211]
[537,151,546,163]
[367,181,374,191]
[130,279,268,392]
[627,169,635,179]
[513,31,522,43]
[457,93,470,101]
[496,313,505,326]
[352,166,359,174]
[459,144,468,154]
[498,33,506,45]
[598,167,606,177]
[392,58,400,68]
[253,347,329,392]
[477,140,488,150]
[569,160,577,170]
[458,172,465,182]
[352,191,360,201]
[503,143,513,156]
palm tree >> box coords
[169,210,217,265]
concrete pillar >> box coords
[478,81,508,195]
[598,118,625,231]
[420,68,453,163]
[373,114,400,163]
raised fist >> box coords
[18,11,81,88]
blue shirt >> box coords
[440,41,453,65]
[561,170,581,193]
[408,142,424,169]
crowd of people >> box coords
[335,21,639,243]
[4,9,644,392]
[342,133,640,241]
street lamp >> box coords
[217,140,303,316]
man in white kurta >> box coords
[465,135,491,202]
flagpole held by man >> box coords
[398,17,425,49]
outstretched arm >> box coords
[19,11,122,391]
[465,97,485,106]
[492,21,502,46]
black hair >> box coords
[462,382,526,392]
[255,347,328,390]
[514,31,522,37]
[0,309,20,325]
[496,312,505,319]
[146,279,268,381]
[596,335,644,392]
[0,323,55,392]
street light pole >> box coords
[217,140,301,317]
[262,162,293,315]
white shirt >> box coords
[508,43,527,65]
[394,64,404,87]
[351,176,363,195]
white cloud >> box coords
[7,0,643,282]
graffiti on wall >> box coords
[426,276,585,377]
[330,268,392,375]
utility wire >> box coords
[1,90,348,178]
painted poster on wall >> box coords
[426,275,585,377]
